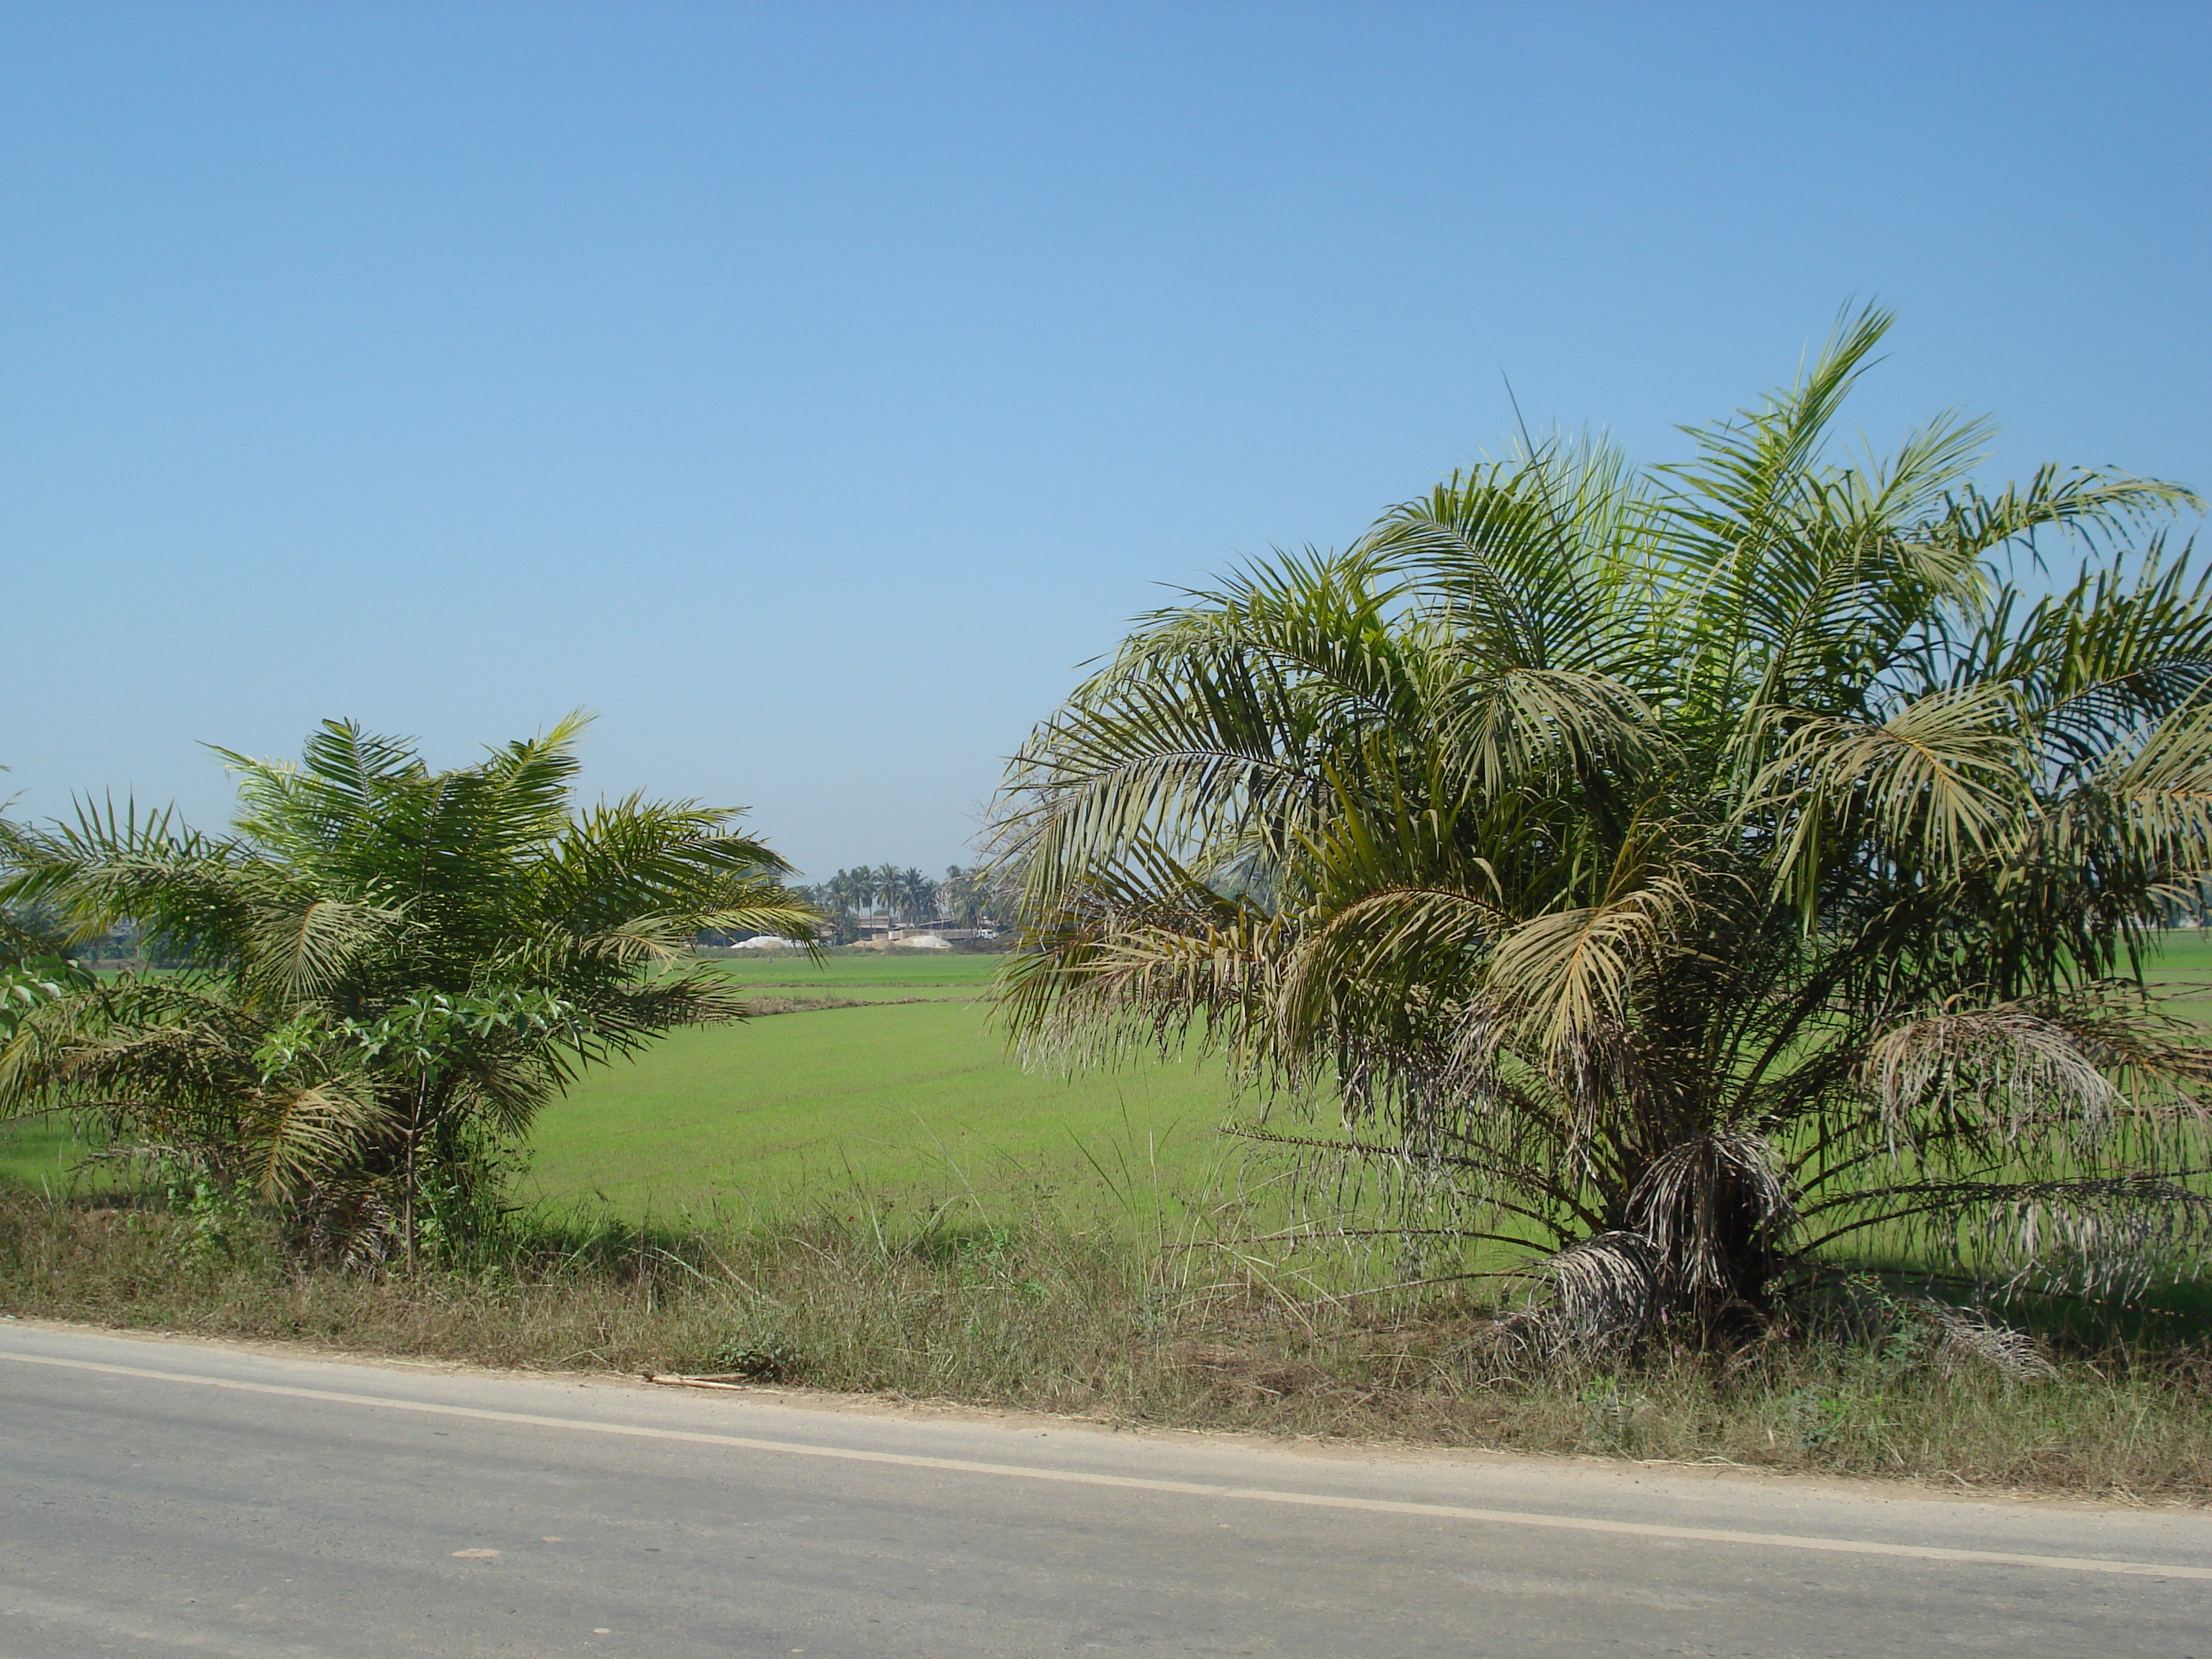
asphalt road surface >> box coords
[3,1321,2207,1657]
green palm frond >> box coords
[1756,683,2030,909]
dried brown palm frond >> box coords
[1982,1177,2212,1302]
[1925,1303,2059,1381]
[1865,1003,2124,1151]
[1488,1231,1666,1361]
[1625,1132,1797,1303]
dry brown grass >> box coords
[4,1190,2209,1504]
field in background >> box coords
[0,1120,84,1195]
[521,1007,1246,1225]
[2145,927,2212,1007]
[0,949,1253,1213]
[699,948,997,997]
[12,938,2212,1222]
[516,949,1246,1223]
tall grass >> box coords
[4,1187,2208,1504]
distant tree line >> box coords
[774,864,1012,945]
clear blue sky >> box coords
[5,2,2206,878]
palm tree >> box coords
[0,716,817,1261]
[941,863,1012,930]
[811,870,858,943]
[997,306,2212,1344]
[900,867,938,927]
[873,863,905,927]
[940,866,979,927]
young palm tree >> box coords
[997,307,2212,1343]
[0,716,816,1259]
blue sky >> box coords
[4,1,2206,877]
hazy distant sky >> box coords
[4,2,2206,876]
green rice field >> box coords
[521,952,1247,1221]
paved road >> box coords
[2,1322,2207,1657]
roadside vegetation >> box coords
[4,1186,2208,1502]
[6,310,2212,1503]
